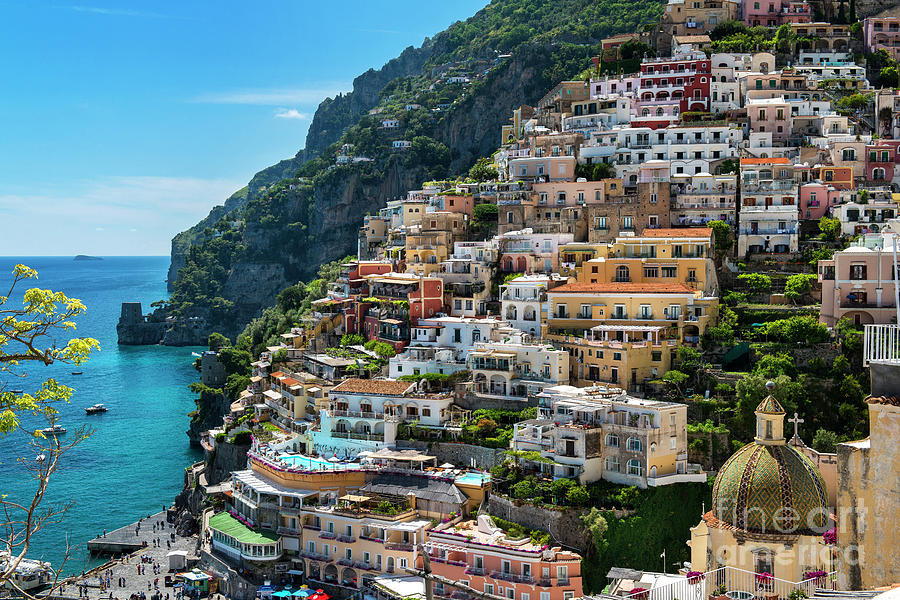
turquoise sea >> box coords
[0,256,203,574]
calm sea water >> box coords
[0,256,203,574]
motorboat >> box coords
[85,403,108,415]
[72,371,83,375]
[0,551,54,592]
[40,425,66,436]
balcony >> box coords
[465,567,486,576]
[385,542,414,552]
[491,570,535,584]
[330,409,383,419]
[739,226,799,235]
[330,431,385,442]
[300,550,333,562]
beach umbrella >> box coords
[292,590,311,597]
[439,463,455,469]
[328,456,340,463]
[273,590,292,598]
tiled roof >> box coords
[741,157,791,165]
[549,282,697,294]
[756,394,786,414]
[639,228,712,238]
[331,378,415,396]
[269,371,285,378]
[711,442,828,534]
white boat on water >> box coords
[0,551,54,592]
[84,403,108,414]
[40,425,66,436]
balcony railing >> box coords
[385,542,414,552]
[864,323,900,366]
[491,571,535,584]
[618,566,837,600]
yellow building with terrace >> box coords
[577,228,719,296]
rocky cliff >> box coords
[161,0,665,339]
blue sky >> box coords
[0,0,487,256]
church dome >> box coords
[712,439,829,534]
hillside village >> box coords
[165,5,900,600]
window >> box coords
[627,437,643,452]
[670,437,677,450]
[628,459,643,476]
[661,266,678,278]
[650,193,658,204]
[644,266,659,278]
[453,329,462,343]
[623,216,634,230]
[486,585,494,595]
[652,351,662,361]
[580,304,591,319]
[605,456,620,472]
[639,305,652,319]
[557,566,568,582]
[850,264,867,280]
[615,265,630,282]
[606,433,620,447]
[345,548,352,560]
[842,148,856,161]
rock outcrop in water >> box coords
[116,301,208,346]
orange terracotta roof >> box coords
[549,282,697,294]
[740,157,791,165]
[331,378,415,396]
[281,377,301,387]
[269,371,285,378]
[639,227,712,238]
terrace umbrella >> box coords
[292,590,311,598]
[328,456,340,462]
[273,591,292,598]
[439,463,455,469]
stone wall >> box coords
[205,439,251,485]
[397,440,506,470]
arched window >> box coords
[627,437,643,452]
[605,433,619,447]
[656,107,665,116]
[615,265,630,282]
[605,456,620,472]
[627,459,643,476]
[842,148,856,161]
[874,168,886,180]
[472,328,481,342]
[642,108,650,117]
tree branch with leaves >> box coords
[0,264,99,597]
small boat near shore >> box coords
[72,371,83,375]
[0,551,54,592]
[85,403,108,414]
[40,425,67,436]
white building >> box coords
[500,274,564,338]
[468,340,569,402]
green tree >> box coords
[737,273,772,299]
[753,352,797,379]
[812,428,839,453]
[783,274,817,304]
[0,264,100,592]
[708,220,732,254]
[566,485,590,506]
[208,332,231,351]
[880,65,899,88]
[818,216,841,241]
[468,157,499,182]
[473,203,499,222]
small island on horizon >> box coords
[73,255,103,261]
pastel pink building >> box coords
[427,518,583,600]
[864,17,900,62]
[744,0,811,26]
[799,182,841,220]
[865,141,900,183]
[441,194,475,218]
[818,233,900,327]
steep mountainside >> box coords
[160,0,665,341]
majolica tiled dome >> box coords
[712,439,828,534]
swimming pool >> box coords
[454,472,491,485]
[277,455,352,470]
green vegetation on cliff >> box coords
[166,0,667,337]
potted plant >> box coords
[755,572,774,592]
[709,583,728,600]
[687,572,706,585]
[823,528,837,545]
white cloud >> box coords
[274,109,310,120]
[0,176,245,256]
[190,86,349,106]
[68,5,169,17]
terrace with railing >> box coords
[612,567,837,600]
